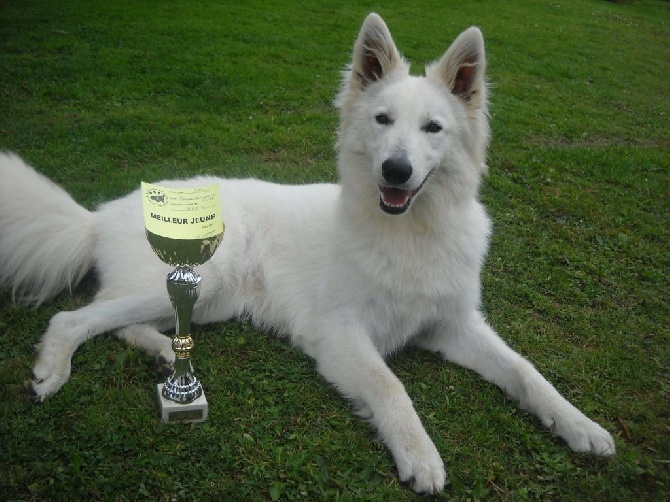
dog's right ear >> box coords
[350,13,405,90]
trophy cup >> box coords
[141,182,224,423]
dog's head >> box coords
[336,14,490,217]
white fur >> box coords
[0,13,614,493]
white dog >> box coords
[0,13,614,493]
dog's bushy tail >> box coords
[0,153,96,305]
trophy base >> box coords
[157,384,208,423]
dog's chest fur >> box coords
[321,202,489,354]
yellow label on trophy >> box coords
[141,182,224,240]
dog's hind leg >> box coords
[28,293,172,400]
[115,323,175,377]
[418,310,616,456]
[312,323,446,494]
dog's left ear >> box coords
[427,27,487,110]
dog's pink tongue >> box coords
[381,187,411,207]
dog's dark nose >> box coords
[382,156,412,185]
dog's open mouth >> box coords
[379,187,413,215]
[378,170,433,215]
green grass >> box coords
[1,0,668,500]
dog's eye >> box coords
[423,121,442,133]
[375,113,392,125]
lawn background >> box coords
[0,0,668,500]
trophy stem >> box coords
[162,266,203,404]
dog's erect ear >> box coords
[427,27,487,108]
[351,13,405,89]
[427,27,490,172]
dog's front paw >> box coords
[25,359,72,401]
[156,351,175,378]
[550,413,616,456]
[395,439,446,494]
